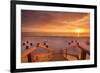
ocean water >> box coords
[21,36,90,55]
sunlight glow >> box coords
[75,28,84,33]
[75,28,84,37]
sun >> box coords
[75,28,84,33]
[75,28,84,37]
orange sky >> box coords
[22,10,90,37]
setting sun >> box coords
[75,28,84,33]
[22,10,90,37]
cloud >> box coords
[21,10,90,35]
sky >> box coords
[21,10,90,37]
